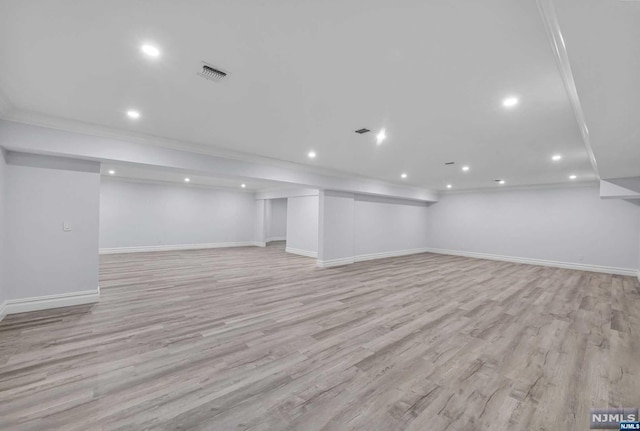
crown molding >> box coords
[536,0,600,179]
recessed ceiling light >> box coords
[308,151,316,159]
[241,184,246,188]
[552,154,562,161]
[108,170,115,175]
[127,110,140,119]
[462,166,470,172]
[184,178,190,183]
[569,175,577,180]
[446,184,452,189]
[502,96,519,108]
[499,180,505,185]
[401,173,407,179]
[141,44,160,57]
[376,128,386,145]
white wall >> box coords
[266,198,287,241]
[427,185,640,272]
[318,191,355,263]
[286,195,319,257]
[100,179,257,249]
[317,192,430,266]
[354,195,429,256]
[637,204,640,279]
[0,150,6,307]
[5,153,100,300]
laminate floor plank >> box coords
[1,242,639,430]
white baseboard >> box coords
[266,237,286,243]
[426,248,637,277]
[0,288,100,321]
[317,257,355,268]
[317,247,430,268]
[355,248,430,263]
[100,241,261,254]
[285,247,317,258]
[0,300,7,322]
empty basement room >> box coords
[0,2,639,431]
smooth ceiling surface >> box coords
[0,0,597,190]
[553,0,640,179]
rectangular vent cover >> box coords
[198,62,228,82]
[445,161,455,165]
[355,128,370,134]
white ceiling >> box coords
[552,0,640,180]
[0,0,631,190]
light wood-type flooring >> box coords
[1,242,639,430]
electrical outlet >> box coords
[63,222,71,232]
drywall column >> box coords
[4,152,100,314]
[255,199,267,247]
[317,191,355,267]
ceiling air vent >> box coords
[355,128,370,134]
[197,62,228,82]
[444,161,455,165]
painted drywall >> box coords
[100,179,257,249]
[354,195,430,257]
[286,195,319,256]
[255,199,266,246]
[0,150,6,306]
[5,155,100,300]
[427,185,640,272]
[0,119,438,202]
[266,198,287,241]
[316,192,430,266]
[318,191,355,262]
[637,204,640,279]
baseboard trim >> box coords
[266,237,286,243]
[316,257,355,268]
[426,248,637,277]
[100,241,261,254]
[355,248,430,263]
[0,287,100,321]
[285,247,317,258]
[317,248,430,268]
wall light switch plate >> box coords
[63,222,72,232]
